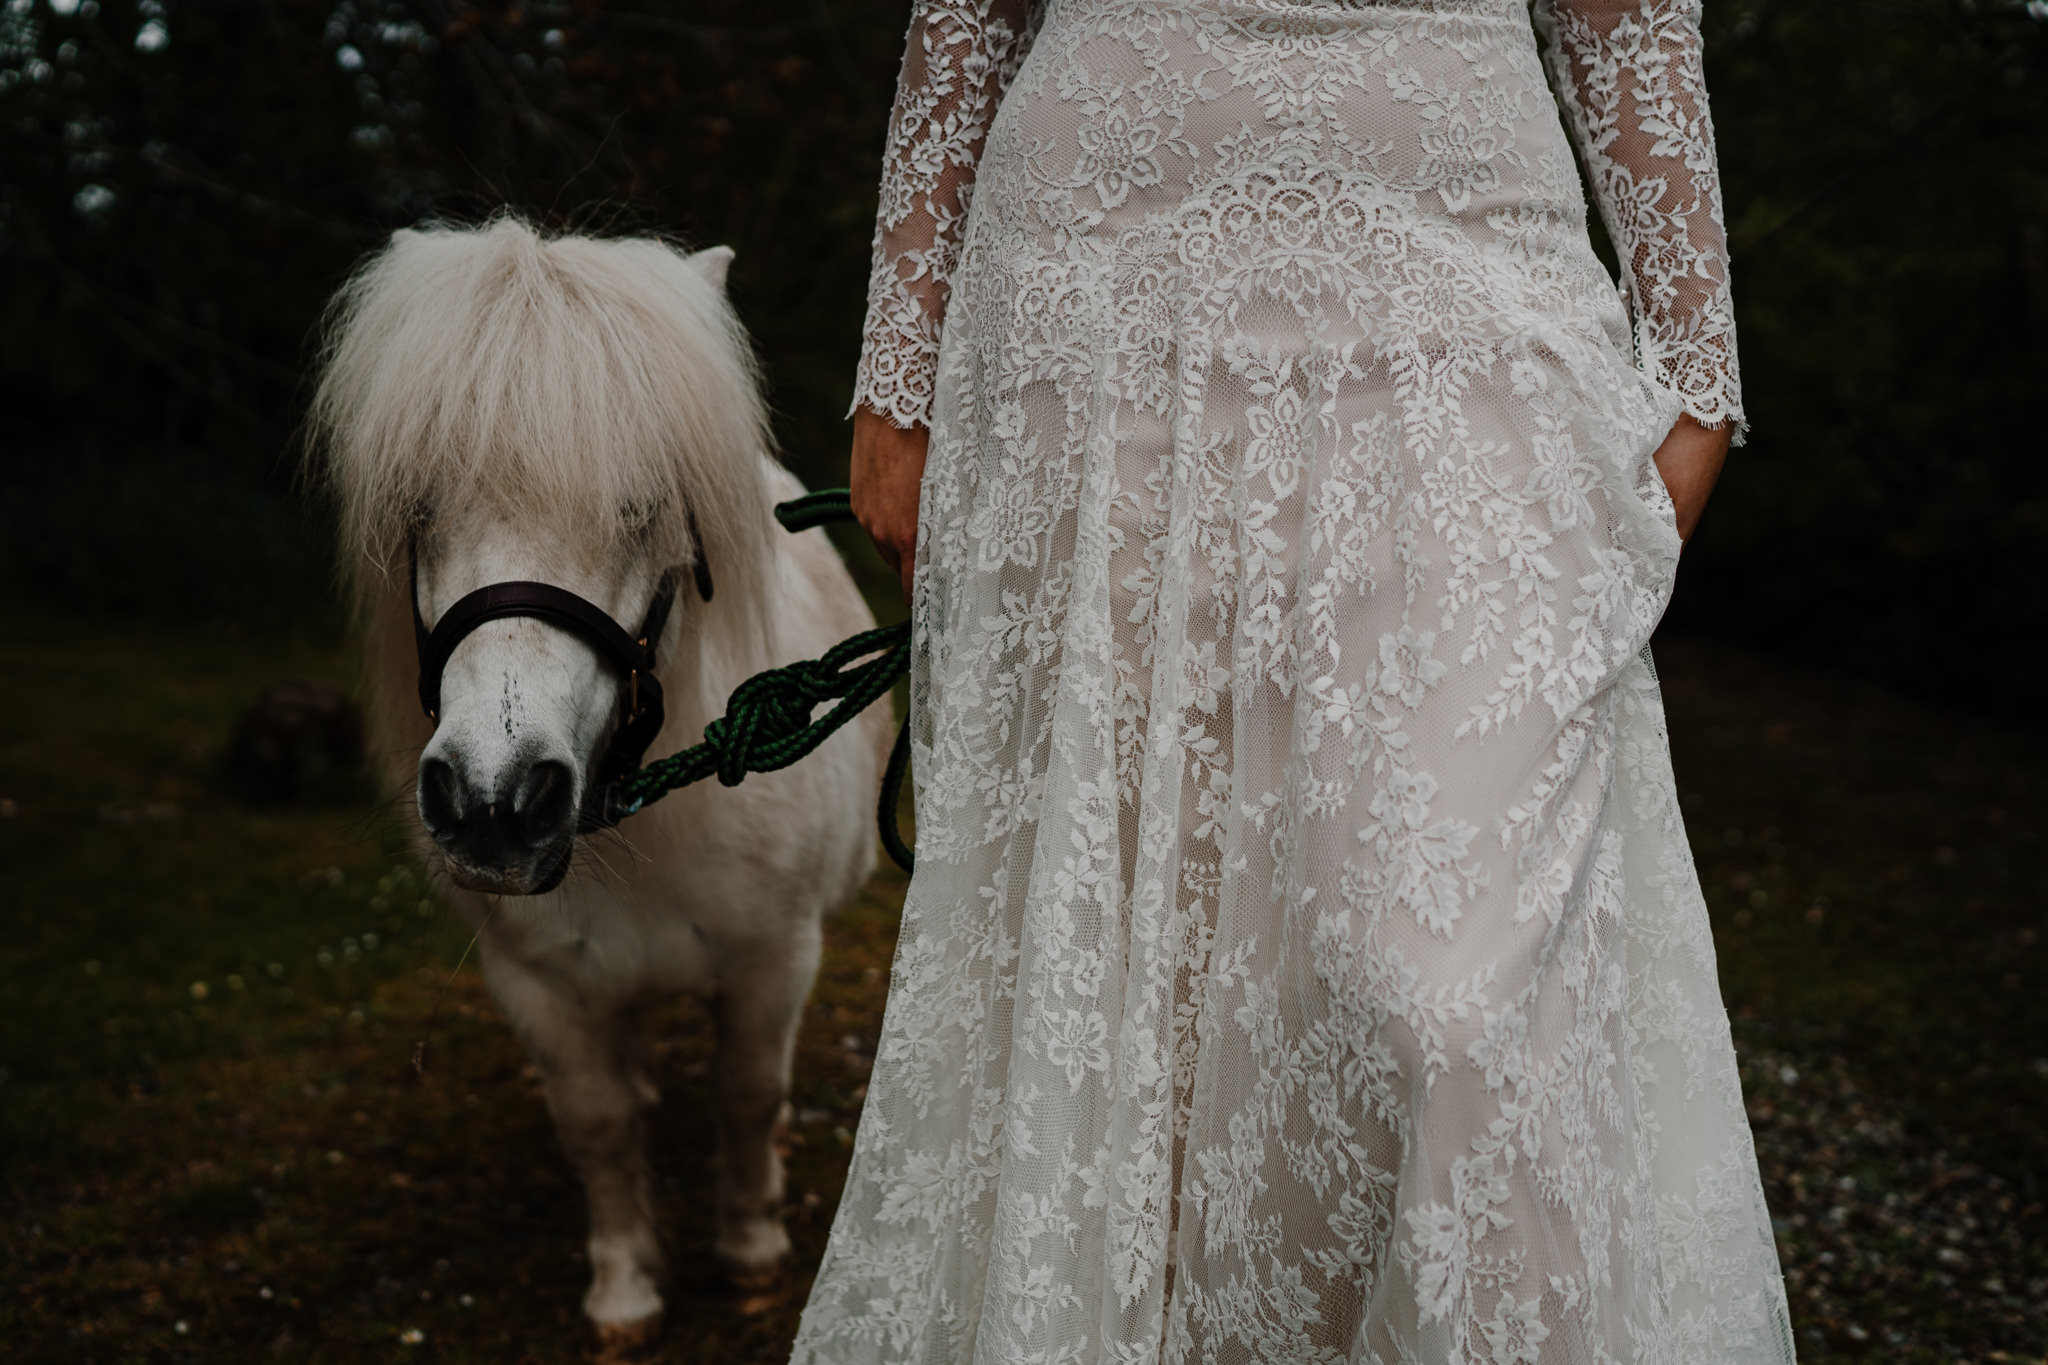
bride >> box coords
[799,1,1794,1360]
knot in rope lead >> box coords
[697,624,908,787]
[599,488,916,872]
[607,622,908,810]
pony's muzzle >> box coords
[419,753,577,895]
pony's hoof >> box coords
[720,1229,788,1315]
[588,1312,665,1364]
[726,1261,786,1316]
[716,1214,791,1286]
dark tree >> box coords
[1,0,2044,703]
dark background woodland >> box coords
[1,0,2045,706]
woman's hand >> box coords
[1651,412,1734,544]
[850,404,930,602]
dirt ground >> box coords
[1,609,2042,1363]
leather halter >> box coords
[409,538,712,790]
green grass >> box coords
[0,610,2041,1361]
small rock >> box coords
[219,679,365,805]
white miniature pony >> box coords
[311,218,890,1354]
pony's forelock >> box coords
[310,216,776,629]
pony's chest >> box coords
[491,894,723,999]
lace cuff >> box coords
[853,0,1033,430]
[1539,0,1747,442]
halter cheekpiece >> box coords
[409,533,714,814]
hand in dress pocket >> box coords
[1651,412,1734,543]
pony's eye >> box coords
[618,500,663,536]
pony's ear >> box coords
[690,245,735,293]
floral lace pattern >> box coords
[852,0,1035,428]
[805,3,1790,1362]
[1536,0,1746,437]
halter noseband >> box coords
[409,537,713,803]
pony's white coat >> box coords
[312,218,890,1346]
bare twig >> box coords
[412,898,500,1076]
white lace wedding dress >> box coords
[793,2,1795,1361]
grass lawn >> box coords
[1,608,2042,1362]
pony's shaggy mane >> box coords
[310,216,776,626]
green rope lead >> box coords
[877,721,915,874]
[602,488,916,873]
[774,487,854,535]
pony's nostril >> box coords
[514,760,575,840]
[419,757,466,837]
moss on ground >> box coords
[0,613,2040,1362]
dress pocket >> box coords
[1642,443,1681,543]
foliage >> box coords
[0,0,906,484]
[0,459,338,629]
[0,0,2044,702]
[1677,0,2048,704]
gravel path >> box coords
[1738,1037,2046,1361]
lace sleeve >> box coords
[1537,0,1746,441]
[852,0,1034,430]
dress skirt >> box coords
[793,3,1794,1361]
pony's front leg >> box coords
[711,921,819,1290]
[482,948,665,1355]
